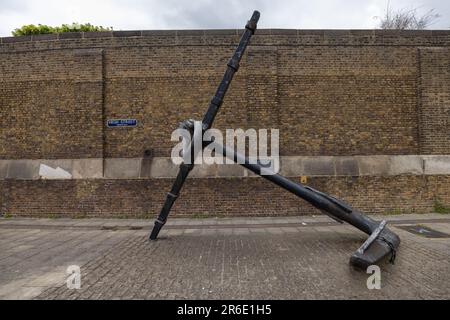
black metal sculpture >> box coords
[149,10,400,269]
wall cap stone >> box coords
[1,29,449,45]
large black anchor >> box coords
[149,10,400,269]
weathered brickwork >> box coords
[418,47,450,154]
[102,43,422,157]
[1,30,449,159]
[0,181,4,215]
[0,49,104,159]
[278,46,420,155]
[1,30,449,217]
[1,175,449,218]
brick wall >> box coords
[2,175,449,218]
[0,29,449,217]
[418,47,450,154]
[0,48,104,159]
[1,30,449,159]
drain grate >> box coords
[397,225,450,238]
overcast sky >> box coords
[0,0,449,36]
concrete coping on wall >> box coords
[1,29,449,44]
[1,155,450,180]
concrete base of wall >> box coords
[1,155,450,180]
[2,156,449,218]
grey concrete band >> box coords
[1,155,450,180]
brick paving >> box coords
[0,214,449,299]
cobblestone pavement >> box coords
[0,214,449,299]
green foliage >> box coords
[12,23,112,37]
[433,199,450,214]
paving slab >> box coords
[0,214,448,299]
